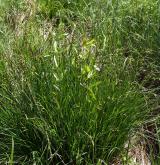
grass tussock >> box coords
[0,0,159,164]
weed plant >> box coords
[0,0,159,164]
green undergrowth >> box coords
[0,0,159,164]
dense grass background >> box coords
[0,0,159,164]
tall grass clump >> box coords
[0,0,159,164]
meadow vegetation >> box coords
[0,0,159,164]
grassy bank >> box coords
[0,0,159,164]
